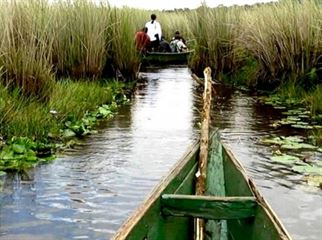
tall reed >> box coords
[239,0,322,88]
[107,7,142,80]
[51,0,110,78]
[0,0,54,100]
[187,5,243,80]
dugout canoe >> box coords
[112,131,292,240]
[142,50,194,65]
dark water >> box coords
[0,66,321,239]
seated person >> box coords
[135,27,150,53]
[170,31,187,52]
[172,31,186,44]
[158,36,171,52]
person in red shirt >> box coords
[135,27,150,54]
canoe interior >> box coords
[112,132,291,240]
[142,50,193,65]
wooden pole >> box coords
[195,67,212,240]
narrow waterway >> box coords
[0,66,321,240]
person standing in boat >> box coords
[135,27,150,54]
[145,13,162,52]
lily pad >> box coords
[261,136,306,146]
[277,119,297,125]
[261,137,284,145]
[292,165,322,175]
[295,121,309,125]
[287,116,301,121]
[63,129,76,138]
[282,136,304,143]
[271,154,300,164]
[274,106,287,110]
[97,106,112,118]
[281,143,317,150]
[12,143,26,154]
[291,124,313,129]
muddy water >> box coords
[0,66,321,239]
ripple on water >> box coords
[0,66,199,240]
[0,67,321,240]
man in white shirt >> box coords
[145,14,162,52]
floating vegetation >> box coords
[261,136,304,146]
[280,143,317,150]
[0,137,55,171]
[62,103,119,138]
[291,124,313,130]
[271,154,300,164]
[263,134,322,188]
[292,165,322,176]
[0,94,129,171]
[262,136,318,151]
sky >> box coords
[105,0,277,10]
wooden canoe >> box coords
[142,50,194,65]
[112,131,292,240]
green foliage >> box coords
[51,0,110,78]
[271,154,300,164]
[0,79,127,171]
[0,79,125,140]
[261,136,317,151]
[107,7,141,80]
[239,0,322,87]
[0,137,55,171]
[187,5,243,79]
[305,85,322,115]
[0,0,54,100]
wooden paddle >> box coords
[195,67,212,240]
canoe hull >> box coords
[142,51,193,65]
[112,132,291,240]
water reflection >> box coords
[0,66,199,240]
[214,90,322,240]
[0,67,321,240]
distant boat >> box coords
[142,50,194,65]
[112,131,292,240]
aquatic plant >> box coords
[0,0,54,100]
[0,79,124,140]
[187,5,243,79]
[239,0,322,88]
[51,0,110,78]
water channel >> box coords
[0,66,321,239]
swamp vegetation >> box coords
[0,0,322,186]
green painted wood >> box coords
[161,194,257,220]
[174,162,197,194]
[113,132,291,240]
[222,146,290,240]
[113,143,199,240]
[142,50,193,64]
[206,133,227,240]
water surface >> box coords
[0,66,321,239]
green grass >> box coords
[0,0,322,139]
[187,5,243,80]
[238,0,322,87]
[305,85,322,115]
[0,80,123,141]
[0,0,54,100]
